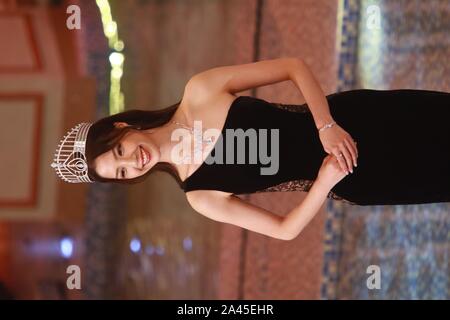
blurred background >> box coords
[0,0,449,300]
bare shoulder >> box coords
[186,190,236,222]
[181,77,239,124]
[180,90,239,133]
[186,190,232,209]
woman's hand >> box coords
[317,154,348,189]
[318,122,358,174]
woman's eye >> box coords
[118,144,123,156]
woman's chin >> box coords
[146,156,159,170]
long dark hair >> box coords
[85,100,183,187]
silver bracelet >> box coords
[318,121,336,132]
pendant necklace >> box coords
[171,120,216,162]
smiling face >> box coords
[93,122,160,180]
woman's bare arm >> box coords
[187,57,298,96]
[186,190,287,240]
[186,180,332,241]
[280,179,332,240]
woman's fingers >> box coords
[344,139,358,167]
[333,148,350,173]
[340,146,353,173]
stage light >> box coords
[144,245,155,256]
[130,237,141,253]
[59,237,74,259]
[109,52,124,66]
[183,237,193,251]
[95,0,126,115]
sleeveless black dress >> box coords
[181,89,450,206]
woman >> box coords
[51,57,450,241]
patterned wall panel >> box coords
[321,0,361,300]
[0,13,42,72]
[0,94,42,207]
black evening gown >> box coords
[181,89,450,206]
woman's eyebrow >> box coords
[112,146,119,179]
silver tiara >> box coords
[50,122,94,183]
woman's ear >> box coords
[113,121,130,129]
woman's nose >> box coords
[119,154,138,168]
